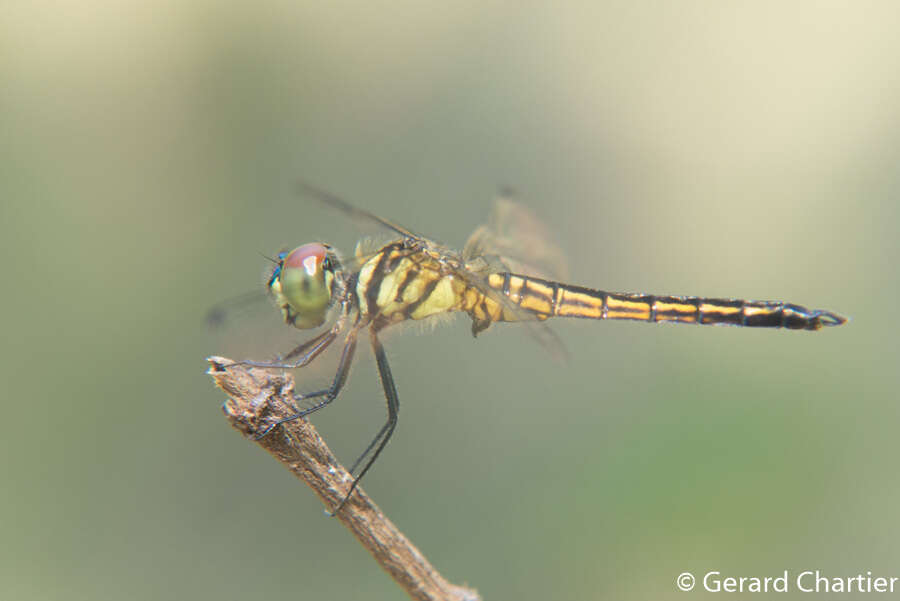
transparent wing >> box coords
[299,182,568,362]
[295,180,431,273]
[458,256,569,363]
[462,189,569,282]
[205,289,270,329]
[205,287,318,361]
[296,180,422,240]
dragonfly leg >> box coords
[329,327,399,516]
[254,327,359,440]
[278,382,366,415]
[347,416,393,475]
[235,325,339,369]
[270,387,330,415]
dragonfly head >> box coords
[268,243,340,329]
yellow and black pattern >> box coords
[354,242,475,324]
[351,247,844,332]
[238,184,847,515]
[485,272,846,331]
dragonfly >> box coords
[219,183,846,514]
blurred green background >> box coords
[3,2,898,600]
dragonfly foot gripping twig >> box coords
[207,356,480,601]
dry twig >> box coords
[207,356,481,601]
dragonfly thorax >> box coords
[269,243,340,329]
[219,183,846,517]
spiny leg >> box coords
[282,329,337,362]
[254,327,360,440]
[348,418,393,475]
[345,325,400,472]
[329,327,399,516]
[235,326,339,370]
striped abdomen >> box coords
[485,272,846,331]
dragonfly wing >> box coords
[295,180,422,240]
[455,257,569,363]
[462,189,569,282]
[297,182,568,361]
[295,180,440,273]
[206,289,270,329]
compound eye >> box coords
[283,243,328,278]
[277,243,333,328]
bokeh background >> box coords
[3,2,899,600]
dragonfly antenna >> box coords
[259,251,279,265]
